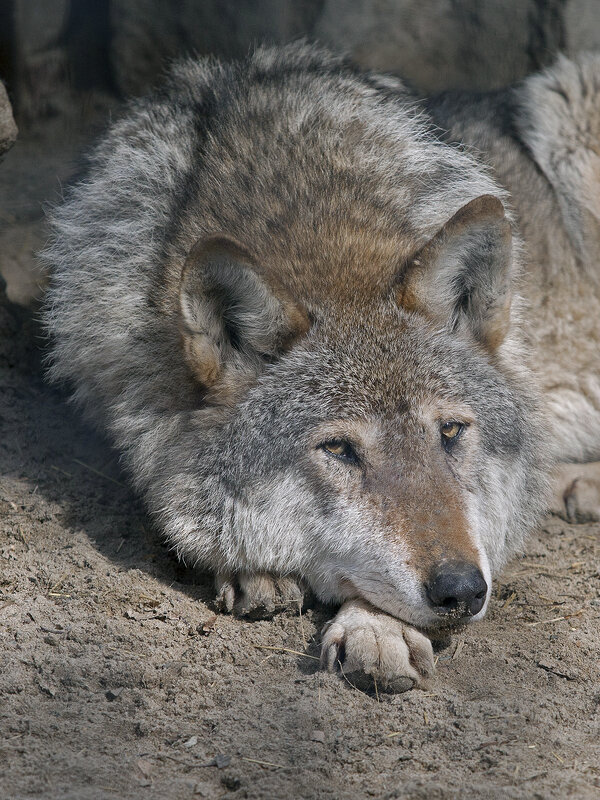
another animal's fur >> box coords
[42,44,600,689]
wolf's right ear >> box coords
[395,195,513,352]
[179,235,309,387]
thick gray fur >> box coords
[42,43,600,687]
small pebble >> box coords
[221,776,241,791]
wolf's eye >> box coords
[440,421,465,449]
[320,439,360,464]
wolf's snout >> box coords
[425,561,488,618]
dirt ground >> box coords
[0,109,599,800]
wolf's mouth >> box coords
[423,606,479,629]
[420,616,473,636]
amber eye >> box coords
[320,439,360,464]
[440,421,465,448]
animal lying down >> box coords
[43,44,600,691]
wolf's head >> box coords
[170,194,549,633]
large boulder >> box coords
[316,0,559,92]
[0,82,17,158]
[109,0,325,97]
[109,0,600,97]
[316,0,600,92]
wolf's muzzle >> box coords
[425,561,488,619]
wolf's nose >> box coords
[425,561,488,617]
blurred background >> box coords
[1,0,600,304]
[0,0,598,307]
[2,0,600,114]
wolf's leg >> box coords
[215,572,304,619]
[320,598,434,692]
[550,462,600,523]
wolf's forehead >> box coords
[299,354,470,422]
[317,315,468,394]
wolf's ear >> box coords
[179,235,309,387]
[395,195,513,351]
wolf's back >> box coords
[515,52,600,263]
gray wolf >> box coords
[42,44,600,690]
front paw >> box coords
[215,572,304,619]
[321,599,434,692]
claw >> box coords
[214,572,304,619]
[215,573,235,613]
[563,479,579,524]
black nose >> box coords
[425,561,488,618]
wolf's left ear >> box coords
[395,195,513,351]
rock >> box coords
[315,0,572,93]
[221,775,242,791]
[213,753,231,769]
[193,783,214,797]
[11,0,70,119]
[0,82,18,158]
[109,0,323,97]
[109,0,600,99]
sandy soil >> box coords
[0,112,599,800]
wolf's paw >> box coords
[320,598,434,693]
[550,462,600,523]
[215,572,304,619]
